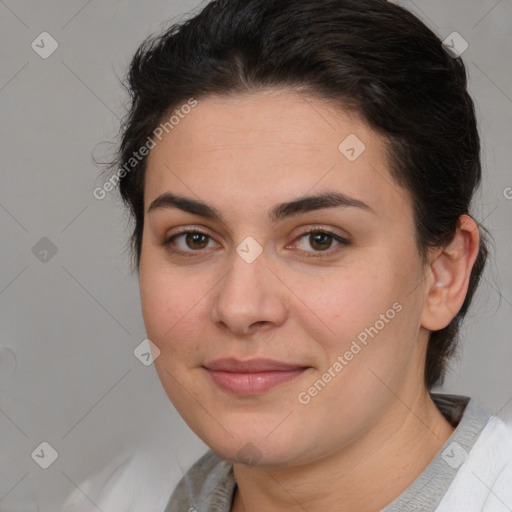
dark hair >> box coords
[110,0,489,389]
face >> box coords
[139,88,432,467]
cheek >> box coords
[290,258,395,345]
[289,250,419,382]
[139,259,203,352]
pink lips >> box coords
[203,358,309,395]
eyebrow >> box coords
[147,191,374,223]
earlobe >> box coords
[421,215,480,331]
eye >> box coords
[162,226,350,258]
[164,229,219,254]
[292,228,349,256]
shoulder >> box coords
[164,450,236,512]
[61,438,184,512]
[437,415,512,512]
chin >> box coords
[199,425,305,468]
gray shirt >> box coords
[164,393,493,512]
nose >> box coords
[210,248,288,337]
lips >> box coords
[202,358,310,394]
[203,357,308,372]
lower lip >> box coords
[204,368,308,395]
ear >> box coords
[421,215,481,331]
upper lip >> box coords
[203,358,309,372]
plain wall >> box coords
[1,0,511,509]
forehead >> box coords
[144,88,413,225]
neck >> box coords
[231,392,455,512]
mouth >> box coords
[202,358,311,395]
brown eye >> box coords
[164,229,219,255]
[309,232,334,251]
[294,228,350,256]
[185,232,210,250]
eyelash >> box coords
[162,226,350,259]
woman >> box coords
[66,0,512,510]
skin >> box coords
[138,88,480,511]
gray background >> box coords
[1,0,511,510]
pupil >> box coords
[187,233,208,249]
[311,233,331,250]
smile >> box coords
[203,358,308,395]
[204,368,309,395]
